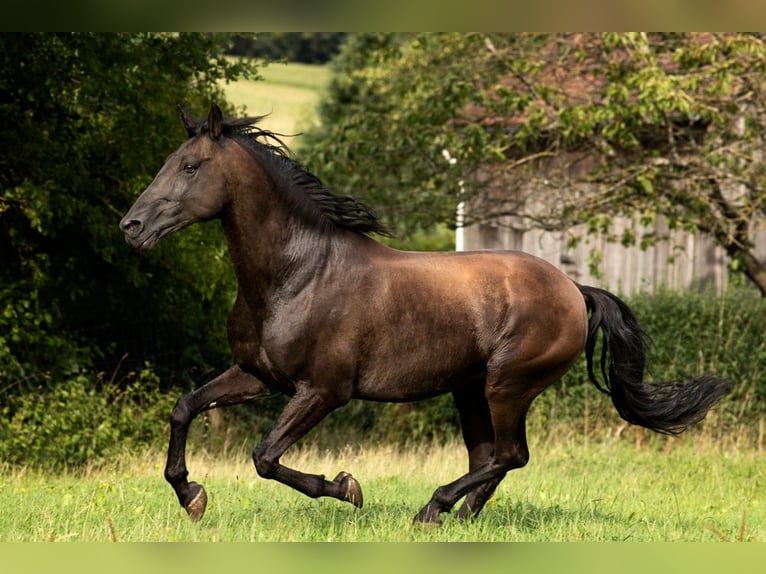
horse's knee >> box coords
[252,442,277,478]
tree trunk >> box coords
[740,249,766,297]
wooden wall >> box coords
[457,215,751,294]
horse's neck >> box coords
[221,200,337,305]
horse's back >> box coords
[382,247,585,321]
[420,249,586,356]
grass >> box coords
[1,431,762,542]
[220,61,331,143]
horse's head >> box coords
[120,104,232,249]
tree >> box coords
[0,33,258,388]
[303,33,474,235]
[228,32,347,63]
[305,33,766,295]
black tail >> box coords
[578,285,730,434]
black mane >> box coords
[186,112,389,237]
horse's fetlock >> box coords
[513,445,530,468]
[431,487,453,511]
[164,466,188,485]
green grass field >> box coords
[2,433,761,542]
[220,61,331,144]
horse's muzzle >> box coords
[119,216,157,249]
[120,218,143,239]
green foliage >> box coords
[0,33,257,392]
[0,366,176,469]
[379,223,455,251]
[629,286,766,416]
[229,33,347,64]
[303,33,476,236]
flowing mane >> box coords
[184,111,389,237]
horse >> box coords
[119,104,729,525]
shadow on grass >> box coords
[218,495,645,541]
[469,497,716,541]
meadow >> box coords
[1,429,761,542]
[220,60,331,141]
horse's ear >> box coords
[208,103,223,140]
[178,105,196,138]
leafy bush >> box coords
[0,365,176,470]
[0,33,255,395]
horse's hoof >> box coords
[334,471,363,508]
[413,504,443,527]
[185,482,208,522]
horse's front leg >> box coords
[165,364,270,521]
[252,384,363,507]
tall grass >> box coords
[1,433,762,542]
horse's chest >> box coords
[259,318,312,369]
[252,344,298,395]
[239,308,313,385]
[227,299,307,394]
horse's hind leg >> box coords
[165,364,269,521]
[451,386,506,520]
[414,383,535,525]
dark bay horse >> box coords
[120,104,729,525]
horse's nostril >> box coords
[121,219,143,237]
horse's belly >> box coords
[354,351,485,401]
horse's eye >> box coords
[183,163,198,175]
